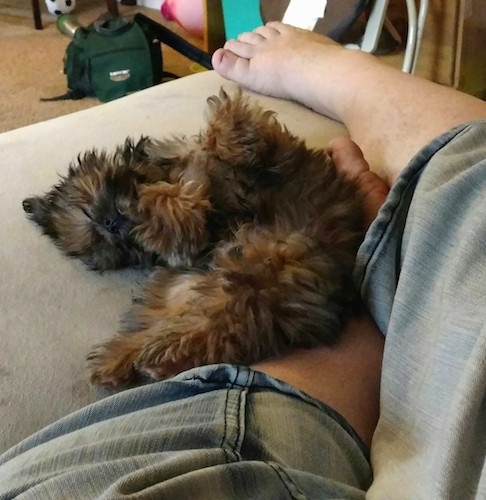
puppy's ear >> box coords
[22,195,54,230]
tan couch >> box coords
[0,70,347,452]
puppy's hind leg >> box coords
[87,322,199,389]
[88,225,356,388]
[87,334,147,389]
[90,260,270,387]
[87,270,223,388]
[136,225,356,376]
[212,224,357,350]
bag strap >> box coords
[134,13,213,70]
[40,90,86,102]
[93,16,133,36]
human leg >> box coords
[212,20,486,496]
[212,22,486,185]
[0,365,372,498]
[253,308,384,449]
[353,120,486,496]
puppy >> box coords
[23,88,365,389]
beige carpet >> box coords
[0,0,205,133]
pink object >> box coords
[161,0,204,39]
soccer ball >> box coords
[45,0,76,15]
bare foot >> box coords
[212,22,345,119]
[327,136,389,228]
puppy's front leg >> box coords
[132,180,212,267]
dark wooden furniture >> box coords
[32,0,120,30]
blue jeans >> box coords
[0,365,371,498]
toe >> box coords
[254,23,284,39]
[327,136,389,228]
[237,31,266,45]
[327,136,369,177]
[212,48,251,83]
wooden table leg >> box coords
[204,0,226,53]
[32,0,42,29]
[106,0,120,17]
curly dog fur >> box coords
[23,88,365,389]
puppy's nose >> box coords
[22,199,33,213]
[104,216,120,234]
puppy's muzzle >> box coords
[104,214,132,235]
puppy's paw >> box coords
[22,195,54,229]
[134,336,195,381]
[87,340,139,389]
[135,358,189,381]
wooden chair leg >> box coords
[32,0,43,30]
[106,0,120,17]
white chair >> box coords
[348,0,429,73]
[205,0,429,74]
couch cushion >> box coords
[0,70,346,452]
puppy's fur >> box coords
[23,89,365,389]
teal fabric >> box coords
[221,0,263,40]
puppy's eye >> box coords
[230,245,243,258]
[114,200,126,216]
[115,195,136,215]
[82,208,93,221]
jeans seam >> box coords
[268,462,306,500]
[219,366,245,462]
[220,387,230,457]
[185,367,368,458]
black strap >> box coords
[40,89,86,102]
[94,16,133,36]
[162,70,180,81]
[134,13,213,70]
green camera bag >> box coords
[64,15,161,102]
[47,14,212,103]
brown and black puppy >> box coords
[23,88,364,389]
